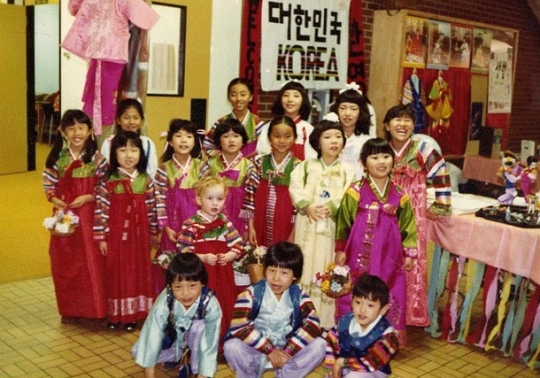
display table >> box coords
[426,211,540,369]
[462,154,505,186]
[462,154,540,192]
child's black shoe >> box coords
[107,322,120,330]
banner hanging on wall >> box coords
[259,0,350,91]
[239,0,366,112]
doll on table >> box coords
[521,156,538,203]
[497,150,522,205]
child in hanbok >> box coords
[203,77,264,158]
[153,119,206,293]
[94,131,159,332]
[202,118,256,237]
[329,84,374,179]
[43,109,108,322]
[289,115,355,329]
[133,253,222,378]
[335,138,417,346]
[224,242,326,378]
[325,274,401,378]
[244,116,301,247]
[384,104,451,327]
[100,98,158,177]
[257,81,317,161]
[177,176,244,351]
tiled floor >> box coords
[0,277,537,378]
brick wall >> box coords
[256,0,540,152]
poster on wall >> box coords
[471,28,492,74]
[403,16,428,68]
[260,0,350,91]
[488,30,515,114]
[147,3,186,96]
[426,20,450,70]
[450,24,472,68]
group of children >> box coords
[43,77,452,377]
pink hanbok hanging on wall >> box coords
[62,0,159,134]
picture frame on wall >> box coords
[147,3,187,96]
[403,16,428,68]
[471,27,492,74]
[450,24,472,68]
[426,20,451,70]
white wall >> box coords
[35,4,59,94]
[207,0,243,130]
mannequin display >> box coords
[62,0,159,137]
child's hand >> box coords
[267,349,290,368]
[150,234,159,249]
[404,257,413,271]
[331,357,344,378]
[334,251,346,266]
[305,204,329,223]
[98,241,107,256]
[165,227,178,243]
[217,251,237,265]
[201,253,218,266]
[50,197,67,210]
[287,225,295,243]
[248,221,257,246]
[69,194,94,208]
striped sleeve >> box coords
[224,217,244,257]
[324,327,340,369]
[154,166,169,228]
[176,219,196,253]
[145,178,159,235]
[253,115,265,138]
[42,165,59,201]
[419,142,452,215]
[227,288,276,354]
[282,288,322,356]
[343,330,400,372]
[241,157,261,217]
[93,180,110,240]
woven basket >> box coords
[49,224,78,237]
[247,263,264,284]
[322,277,353,299]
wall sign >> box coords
[260,0,350,91]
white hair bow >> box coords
[323,112,340,122]
[339,82,363,95]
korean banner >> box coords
[260,0,351,91]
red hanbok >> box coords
[43,151,108,319]
[177,212,243,348]
[249,153,300,247]
[95,172,158,324]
